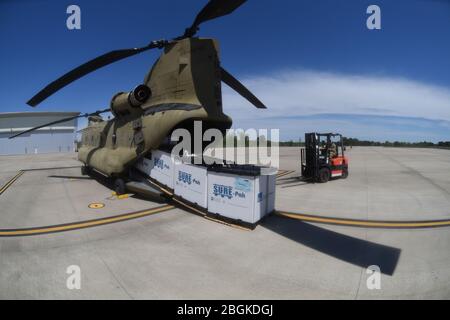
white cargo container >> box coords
[135,150,175,189]
[135,150,276,225]
[135,156,152,174]
[174,162,208,208]
[207,166,275,224]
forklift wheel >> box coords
[342,168,349,179]
[114,178,126,195]
[318,167,331,183]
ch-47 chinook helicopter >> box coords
[10,0,266,194]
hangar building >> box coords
[0,112,79,155]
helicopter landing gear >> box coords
[114,178,126,195]
[81,166,90,176]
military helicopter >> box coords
[10,0,266,193]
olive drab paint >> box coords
[18,1,266,179]
[78,38,232,177]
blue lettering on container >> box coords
[257,192,263,202]
[234,191,246,199]
[213,184,233,199]
[154,157,164,169]
[178,171,192,184]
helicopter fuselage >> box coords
[78,38,232,176]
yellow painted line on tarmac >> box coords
[0,167,83,196]
[21,165,82,172]
[0,204,175,237]
[276,170,295,179]
[275,211,450,229]
[0,171,24,196]
[276,170,288,177]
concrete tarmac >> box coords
[277,147,450,220]
[0,148,449,299]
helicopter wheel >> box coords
[81,166,90,176]
[114,178,126,195]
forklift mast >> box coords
[301,133,320,180]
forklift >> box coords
[300,133,349,183]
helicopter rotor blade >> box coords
[27,1,250,106]
[182,0,247,38]
[220,67,266,109]
[9,108,109,139]
[27,41,165,107]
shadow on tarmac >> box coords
[276,176,310,188]
[262,215,401,276]
[64,167,401,276]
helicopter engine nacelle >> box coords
[110,84,151,116]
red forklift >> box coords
[300,132,349,183]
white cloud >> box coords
[222,69,450,122]
[233,116,450,142]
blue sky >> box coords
[1,0,449,142]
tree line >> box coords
[221,135,450,148]
[342,138,450,148]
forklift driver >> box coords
[319,141,327,158]
[330,143,337,158]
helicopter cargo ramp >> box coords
[0,147,450,299]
